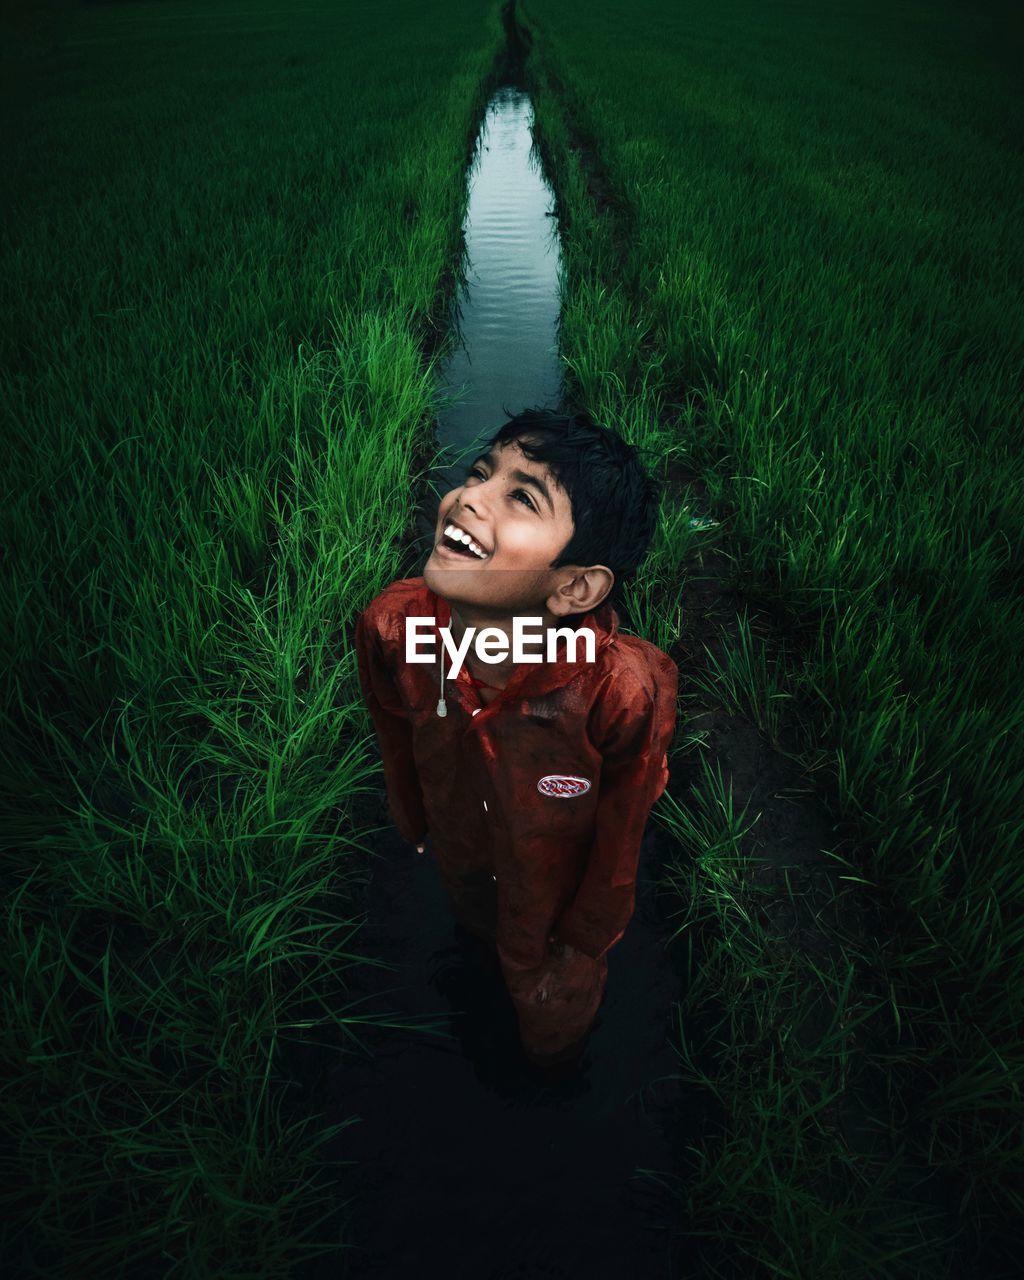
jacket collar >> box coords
[424,581,619,699]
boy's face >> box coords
[423,437,577,615]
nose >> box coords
[458,474,496,517]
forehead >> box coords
[493,437,562,480]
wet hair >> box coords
[484,407,661,608]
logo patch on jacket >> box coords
[537,774,592,798]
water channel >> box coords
[315,74,701,1280]
[414,83,566,546]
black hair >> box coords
[483,407,661,608]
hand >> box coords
[415,841,425,854]
[534,938,578,1003]
[547,935,577,960]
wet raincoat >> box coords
[354,576,678,1059]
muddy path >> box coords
[303,812,706,1280]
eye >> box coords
[512,488,536,511]
[466,465,486,481]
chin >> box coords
[424,561,518,615]
[423,557,478,599]
[421,558,444,595]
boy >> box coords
[354,408,678,1068]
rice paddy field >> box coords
[518,0,1024,1274]
[1,0,505,1272]
[3,0,1022,1276]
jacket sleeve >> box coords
[551,655,678,960]
[354,605,428,846]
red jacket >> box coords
[354,577,678,968]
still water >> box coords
[418,85,565,532]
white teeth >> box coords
[443,522,487,558]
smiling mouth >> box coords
[437,521,490,560]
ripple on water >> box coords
[428,86,565,504]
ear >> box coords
[546,565,615,616]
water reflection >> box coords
[420,85,564,535]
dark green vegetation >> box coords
[519,0,1023,1274]
[1,0,505,1272]
[5,0,1022,1274]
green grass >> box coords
[6,0,1022,1271]
[0,0,506,1272]
[518,0,1023,1273]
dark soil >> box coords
[294,809,709,1280]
